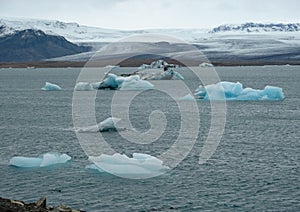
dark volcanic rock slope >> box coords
[0,29,90,62]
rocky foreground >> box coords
[0,197,85,212]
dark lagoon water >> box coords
[0,66,299,211]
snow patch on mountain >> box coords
[210,22,300,33]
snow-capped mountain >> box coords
[210,22,300,33]
[0,17,133,43]
[0,17,206,43]
[1,17,300,43]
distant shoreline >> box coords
[0,60,299,68]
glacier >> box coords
[182,81,284,100]
[41,82,62,91]
[9,152,71,168]
[76,117,121,132]
[87,153,170,177]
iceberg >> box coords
[105,65,120,68]
[138,60,179,69]
[98,117,121,132]
[98,73,154,90]
[118,75,154,90]
[199,62,214,67]
[76,117,121,132]
[87,153,170,177]
[98,73,119,90]
[41,82,62,91]
[136,60,182,80]
[74,82,94,91]
[192,81,284,100]
[9,152,71,168]
[139,69,184,80]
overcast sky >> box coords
[0,0,299,30]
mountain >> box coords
[210,22,300,33]
[0,17,208,43]
[0,29,90,62]
[1,17,300,65]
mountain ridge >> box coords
[0,29,90,62]
[1,17,300,43]
[210,22,300,33]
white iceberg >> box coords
[99,117,121,131]
[105,65,120,68]
[74,82,94,91]
[98,73,154,90]
[87,153,170,178]
[139,69,184,80]
[41,82,62,91]
[191,81,284,100]
[9,152,71,168]
[76,117,121,132]
[118,75,154,90]
[138,60,179,69]
[199,62,214,67]
[138,64,151,69]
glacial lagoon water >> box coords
[0,66,299,211]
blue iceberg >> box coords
[41,82,62,91]
[191,81,284,100]
[9,152,71,168]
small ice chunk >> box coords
[76,117,121,132]
[98,117,121,132]
[9,152,71,168]
[41,82,62,91]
